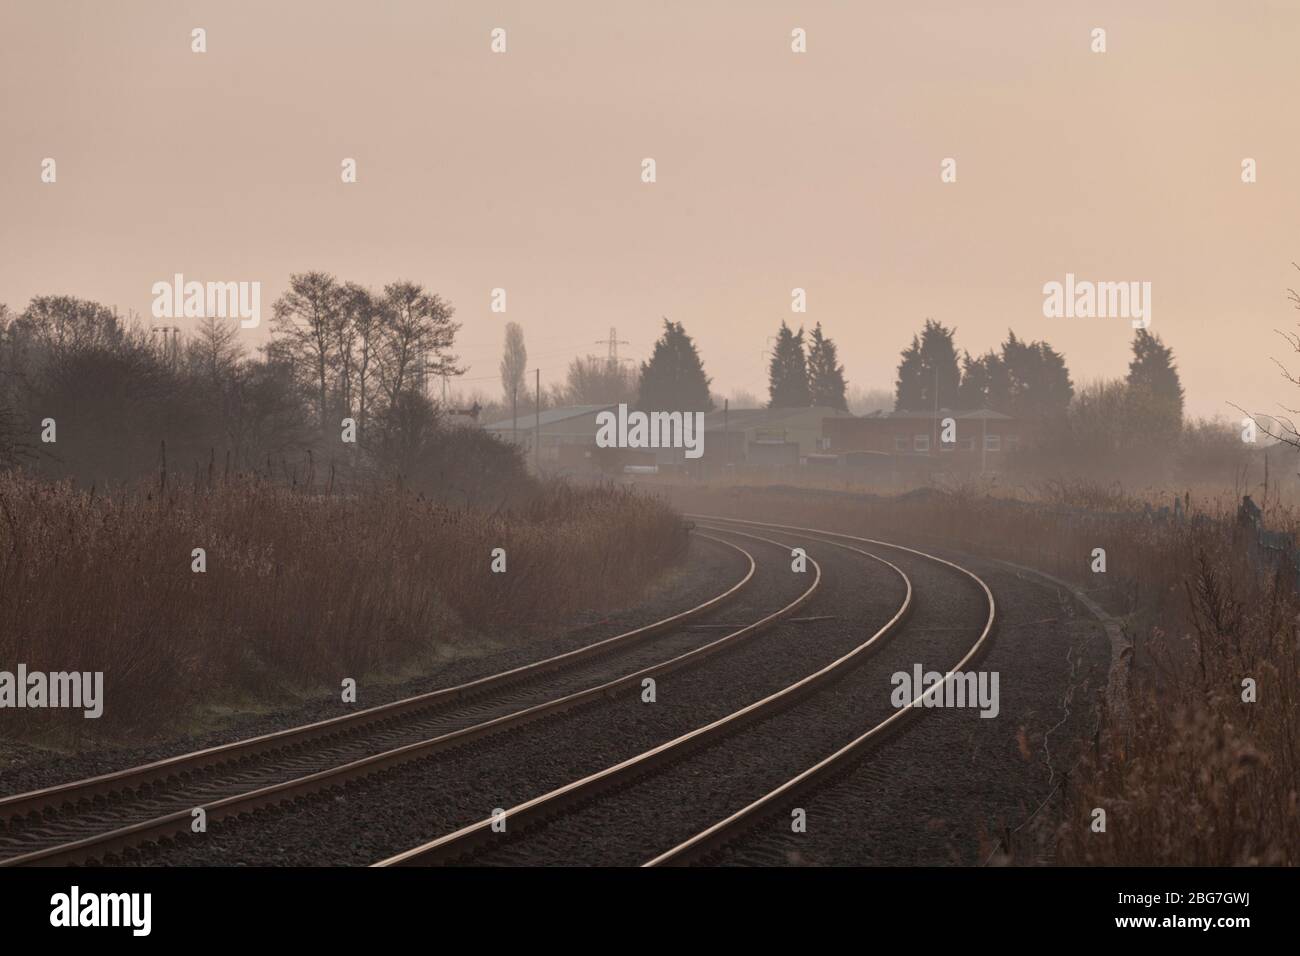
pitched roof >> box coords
[483,404,615,430]
[702,405,851,430]
[864,407,1014,421]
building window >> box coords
[894,437,909,452]
[984,434,1001,452]
[1006,435,1020,452]
[913,434,930,453]
[960,438,975,451]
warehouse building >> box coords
[822,408,1038,472]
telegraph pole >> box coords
[724,398,730,466]
[534,368,541,472]
[932,364,939,457]
[982,412,988,475]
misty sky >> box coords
[2,0,1298,418]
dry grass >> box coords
[661,479,1299,865]
[1057,547,1299,865]
[0,473,685,741]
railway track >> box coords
[377,515,994,867]
[645,515,998,865]
[0,531,817,866]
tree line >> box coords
[486,311,1199,483]
[0,275,529,501]
[2,275,1194,489]
[892,318,1183,422]
[489,317,851,419]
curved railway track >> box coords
[377,520,941,865]
[377,515,994,867]
[644,515,998,866]
[0,531,818,866]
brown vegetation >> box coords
[0,473,686,741]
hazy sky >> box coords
[2,0,1297,417]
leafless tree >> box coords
[337,282,382,443]
[1234,262,1300,449]
[186,316,243,384]
[557,354,638,405]
[271,272,341,430]
[377,281,461,404]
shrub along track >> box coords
[377,518,995,867]
[0,531,811,865]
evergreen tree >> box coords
[1001,331,1073,419]
[1126,328,1184,413]
[957,349,1008,410]
[896,319,960,411]
[637,319,713,412]
[806,323,848,410]
[1125,328,1183,442]
[767,322,811,408]
[895,335,924,411]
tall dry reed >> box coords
[0,474,685,739]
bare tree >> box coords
[338,282,381,443]
[271,272,341,430]
[1234,262,1300,448]
[186,316,243,385]
[557,355,638,405]
[377,281,461,404]
[0,303,27,469]
[19,295,124,356]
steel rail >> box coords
[375,526,905,867]
[644,515,997,866]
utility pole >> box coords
[724,398,730,467]
[535,367,541,472]
[512,384,518,448]
[932,364,939,457]
[982,411,988,475]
